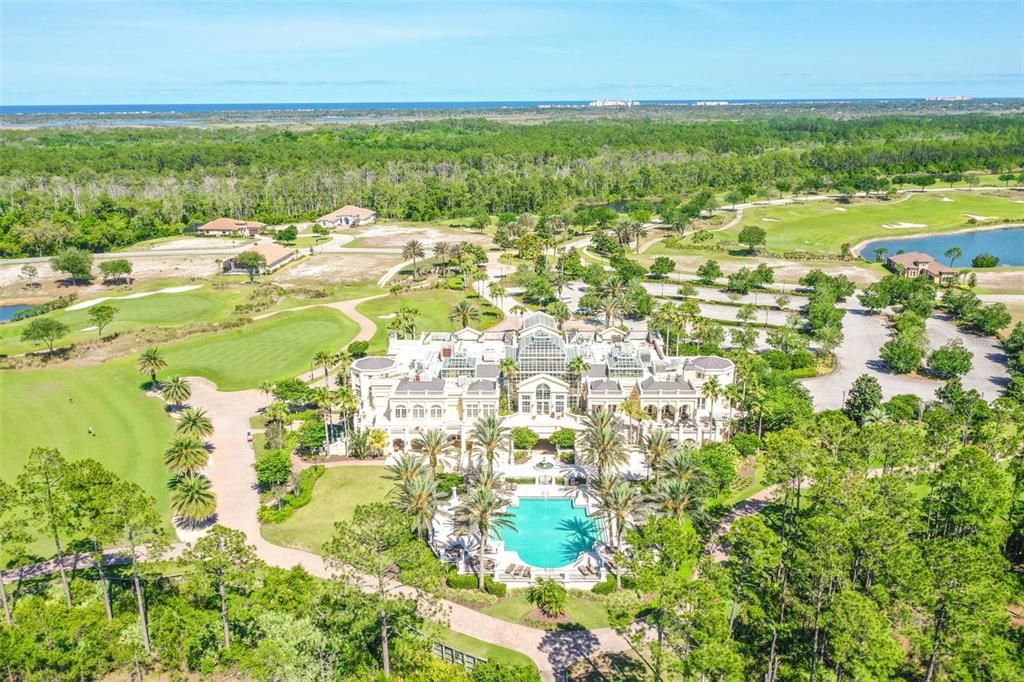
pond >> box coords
[860,226,1024,266]
[0,304,31,322]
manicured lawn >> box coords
[482,591,610,630]
[425,623,537,669]
[357,289,503,353]
[0,360,176,552]
[0,285,247,356]
[728,192,1023,255]
[161,306,357,390]
[261,466,392,552]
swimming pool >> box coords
[499,497,602,569]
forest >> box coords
[1,114,1023,255]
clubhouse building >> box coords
[350,312,735,457]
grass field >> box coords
[161,306,357,390]
[260,466,392,552]
[357,289,503,353]
[0,360,175,551]
[727,192,1023,255]
[0,285,249,356]
[482,591,611,630]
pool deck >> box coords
[433,482,614,588]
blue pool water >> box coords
[499,498,601,569]
[860,226,1024,266]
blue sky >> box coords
[2,1,1022,104]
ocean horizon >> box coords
[1,97,1010,116]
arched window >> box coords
[395,405,408,419]
[430,405,443,419]
[535,382,551,414]
[413,404,425,419]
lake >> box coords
[861,226,1024,266]
[0,304,31,322]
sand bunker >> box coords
[883,222,928,229]
[939,196,954,202]
[66,285,202,310]
[833,207,847,212]
[964,214,999,221]
[762,217,780,223]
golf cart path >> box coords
[184,377,627,679]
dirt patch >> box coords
[348,223,492,248]
[143,237,241,251]
[0,255,220,300]
[272,253,401,284]
[974,269,1024,293]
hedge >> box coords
[446,573,507,597]
[11,293,78,321]
[257,465,325,524]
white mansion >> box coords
[350,312,735,456]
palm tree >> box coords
[432,241,452,273]
[402,239,426,279]
[943,246,963,268]
[655,446,706,487]
[312,350,334,387]
[641,428,675,479]
[264,400,290,427]
[578,409,629,478]
[176,407,213,439]
[861,406,892,427]
[163,436,208,475]
[471,414,509,468]
[448,299,480,329]
[137,347,166,387]
[170,474,217,525]
[701,377,724,428]
[601,481,646,549]
[387,453,428,485]
[392,474,444,541]
[487,281,506,306]
[631,222,649,252]
[334,387,359,433]
[257,380,275,400]
[653,477,705,522]
[310,387,335,456]
[724,382,744,432]
[415,428,450,472]
[161,376,192,409]
[453,484,516,590]
[471,464,506,491]
[567,355,590,405]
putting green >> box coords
[0,286,245,356]
[0,360,176,551]
[728,192,1023,255]
[161,306,358,390]
[357,289,503,353]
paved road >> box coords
[800,303,1008,409]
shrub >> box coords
[254,449,292,489]
[730,433,761,458]
[762,349,792,370]
[787,367,818,379]
[789,349,817,369]
[470,661,542,682]
[258,465,324,524]
[549,427,577,450]
[971,253,999,268]
[592,575,616,595]
[435,472,465,497]
[11,294,78,322]
[511,427,540,450]
[485,577,507,597]
[347,340,369,357]
[447,573,477,589]
[527,578,567,617]
[513,450,530,465]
